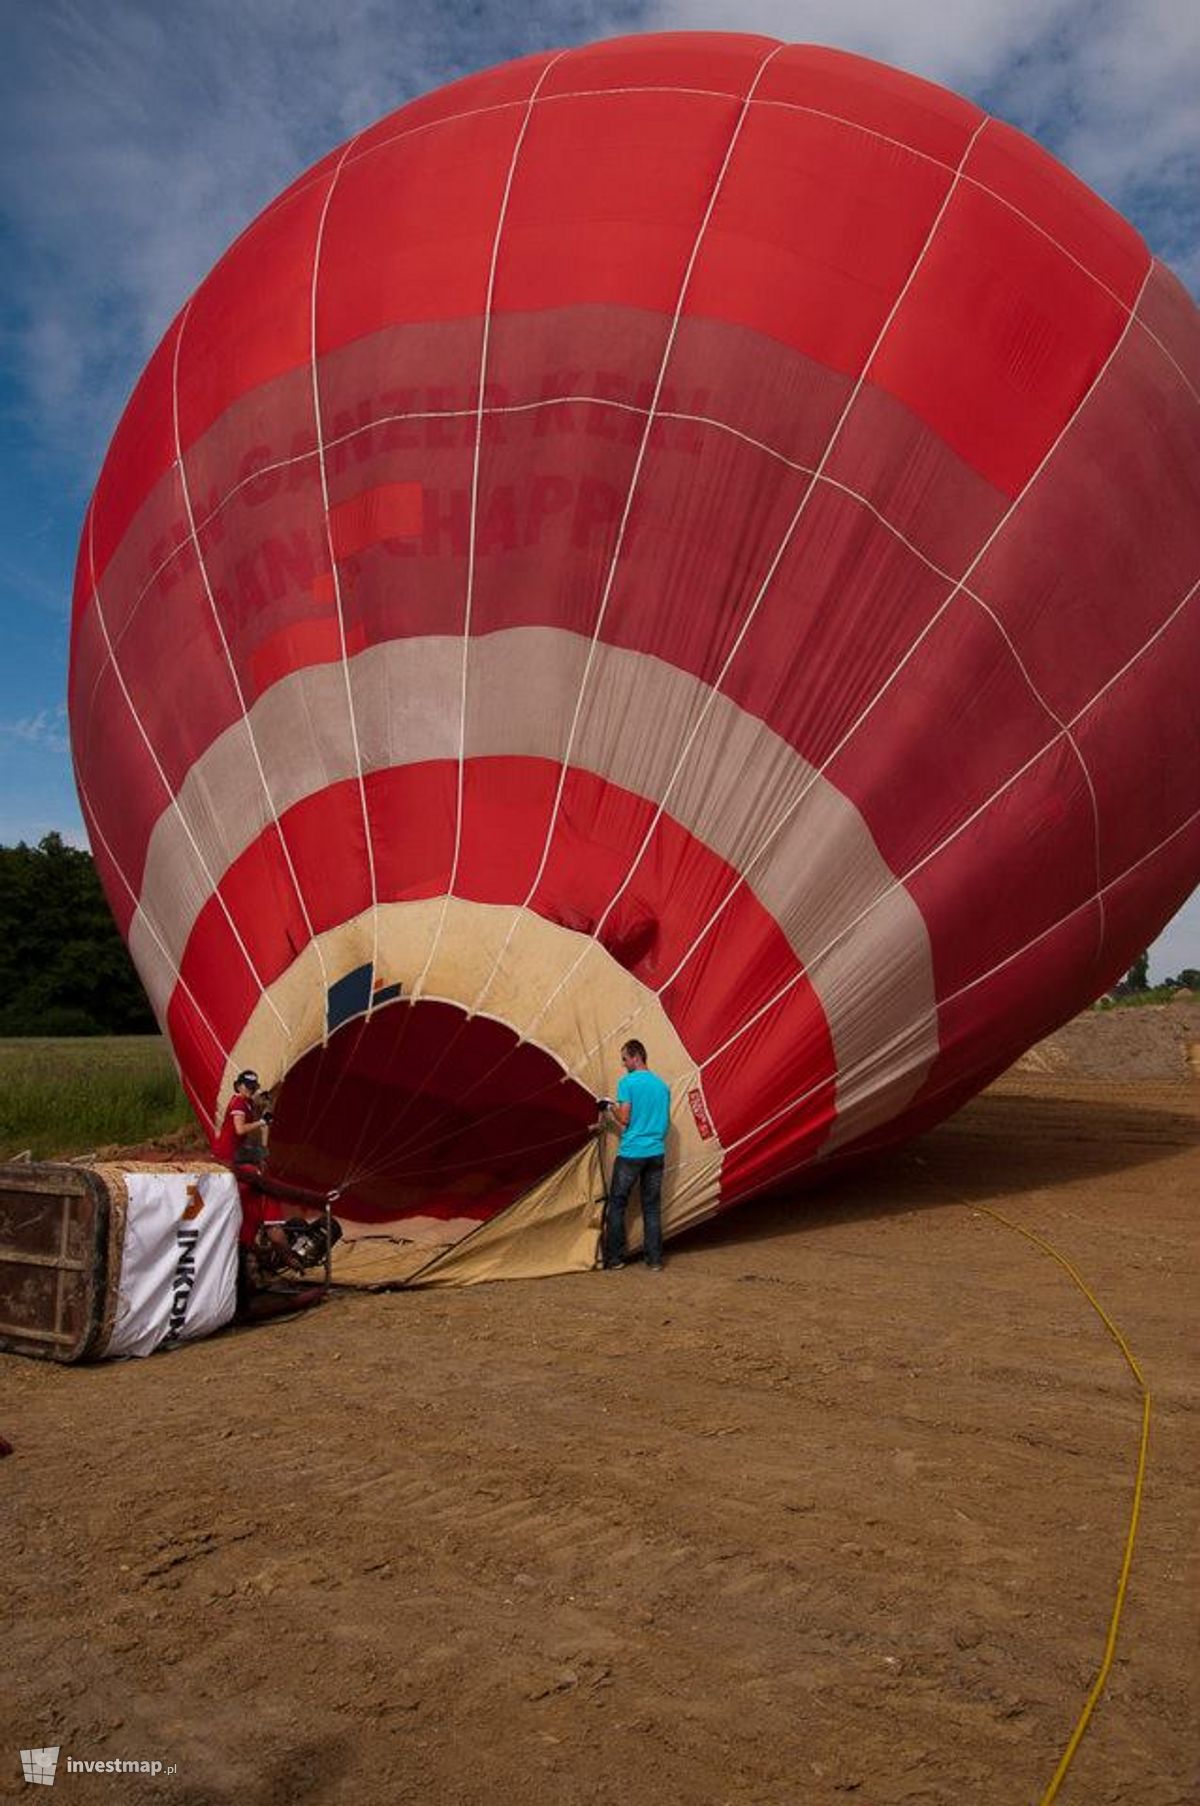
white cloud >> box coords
[2,0,637,471]
[651,0,1081,89]
[0,704,70,753]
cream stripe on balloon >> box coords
[463,42,787,1026]
[129,632,928,1028]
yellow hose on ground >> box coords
[911,1156,1151,1806]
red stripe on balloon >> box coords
[168,985,227,1121]
[166,758,836,1153]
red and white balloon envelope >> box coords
[69,35,1200,1271]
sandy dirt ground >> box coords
[2,1009,1197,1805]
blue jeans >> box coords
[603,1155,664,1266]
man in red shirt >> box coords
[212,1070,297,1294]
[214,1069,269,1166]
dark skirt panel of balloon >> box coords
[267,999,597,1229]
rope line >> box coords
[911,1156,1150,1806]
[577,269,1168,1100]
[321,990,588,1193]
[344,1066,572,1192]
[82,508,292,1043]
[171,298,331,1013]
[372,57,568,1171]
[515,114,990,1052]
[310,130,379,1021]
[965,591,1107,960]
[464,43,787,1026]
[252,76,1186,406]
[413,48,566,1002]
[374,47,789,1155]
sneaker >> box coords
[604,1259,626,1271]
[646,1261,664,1272]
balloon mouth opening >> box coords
[266,997,597,1238]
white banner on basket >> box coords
[107,1172,240,1358]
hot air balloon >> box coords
[68,33,1200,1283]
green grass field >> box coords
[0,1037,195,1161]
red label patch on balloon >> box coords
[688,1087,714,1141]
[330,482,424,560]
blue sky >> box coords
[1,0,1197,978]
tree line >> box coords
[0,835,156,1036]
[1114,951,1198,996]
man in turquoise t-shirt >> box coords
[600,1040,671,1271]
